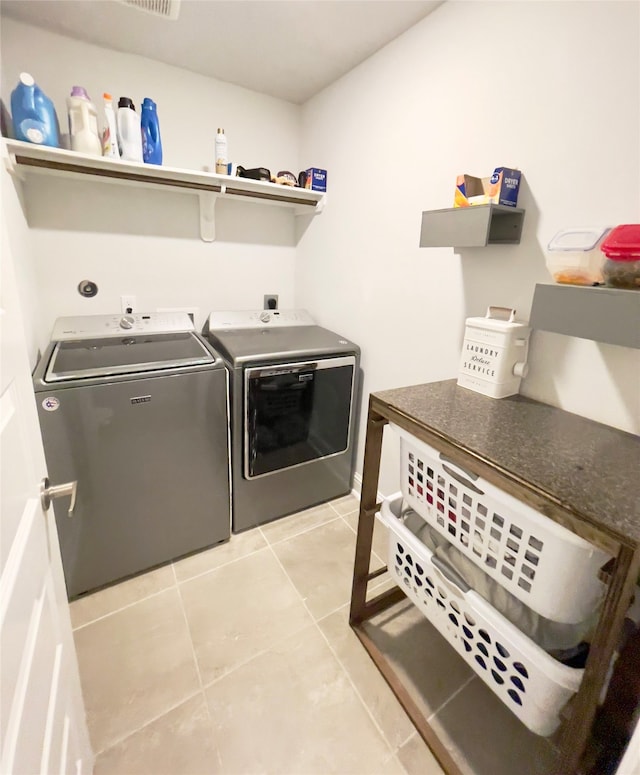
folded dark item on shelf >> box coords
[236,166,271,181]
[400,503,598,659]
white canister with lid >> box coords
[457,307,531,399]
[545,227,611,286]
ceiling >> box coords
[0,0,442,104]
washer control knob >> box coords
[120,315,135,329]
[259,312,271,323]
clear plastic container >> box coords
[546,227,610,286]
[600,225,640,290]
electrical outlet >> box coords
[264,295,278,310]
[121,295,136,314]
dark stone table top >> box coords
[373,380,640,547]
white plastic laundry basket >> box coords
[393,425,610,624]
[381,494,583,736]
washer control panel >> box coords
[51,312,194,341]
[208,309,315,330]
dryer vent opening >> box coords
[119,0,181,20]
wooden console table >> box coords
[349,380,640,775]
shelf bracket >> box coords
[295,193,326,217]
[3,148,25,181]
[198,192,219,242]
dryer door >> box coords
[244,355,355,478]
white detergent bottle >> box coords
[67,86,102,156]
[101,92,120,158]
[215,127,228,174]
[116,97,143,162]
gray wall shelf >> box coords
[530,283,640,349]
[419,204,525,247]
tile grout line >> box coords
[71,583,175,632]
[195,521,372,696]
[171,562,213,723]
[174,542,272,587]
[85,566,214,759]
[427,673,477,721]
[91,689,203,758]
[311,613,406,764]
[74,500,362,631]
[178,519,332,697]
[73,534,272,631]
[197,620,313,693]
[263,529,402,766]
[172,512,345,590]
[261,513,344,548]
[81,499,378,762]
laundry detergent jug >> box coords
[140,97,162,165]
[67,86,102,156]
[116,97,143,162]
[10,72,59,147]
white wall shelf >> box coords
[3,139,325,242]
[419,204,525,247]
[530,283,640,349]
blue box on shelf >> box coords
[304,168,327,192]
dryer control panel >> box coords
[207,309,315,330]
[51,312,194,341]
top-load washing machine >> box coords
[204,309,360,533]
[33,312,231,598]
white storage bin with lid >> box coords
[380,493,584,736]
[457,306,530,399]
[392,424,611,624]
[546,227,611,286]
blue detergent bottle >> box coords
[11,72,59,147]
[140,97,162,165]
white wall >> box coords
[1,18,304,353]
[2,5,638,497]
[1,152,39,362]
[298,0,640,495]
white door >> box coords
[0,223,93,773]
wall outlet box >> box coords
[304,168,327,192]
[121,295,136,313]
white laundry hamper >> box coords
[381,494,584,736]
[393,424,610,624]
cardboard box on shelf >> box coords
[304,168,327,192]
[454,167,521,208]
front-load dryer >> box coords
[204,309,360,533]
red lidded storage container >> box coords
[600,224,640,290]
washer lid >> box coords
[44,331,215,382]
[207,325,359,366]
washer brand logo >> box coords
[42,397,60,412]
[130,395,151,405]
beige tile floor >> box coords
[70,495,555,775]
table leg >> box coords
[557,545,640,774]
[350,403,387,624]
